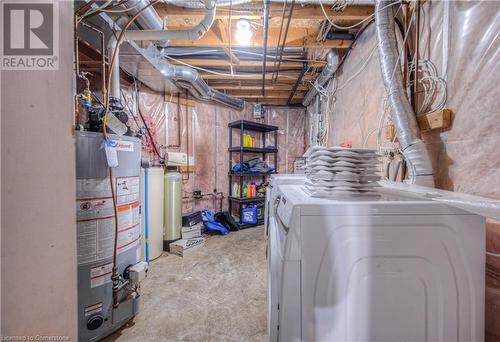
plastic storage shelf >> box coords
[228,120,278,229]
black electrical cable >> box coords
[119,88,143,133]
[134,83,162,162]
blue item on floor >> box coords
[202,209,229,235]
[241,205,258,224]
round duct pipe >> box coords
[374,0,433,186]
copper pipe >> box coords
[98,0,160,309]
[74,13,80,129]
[75,0,96,16]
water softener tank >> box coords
[163,172,182,250]
[140,167,164,261]
[76,131,141,341]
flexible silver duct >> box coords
[302,49,339,107]
[375,0,433,186]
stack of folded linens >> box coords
[303,146,381,198]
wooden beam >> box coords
[200,72,315,81]
[164,93,196,107]
[417,109,452,132]
[166,27,351,49]
[243,98,293,106]
[210,84,308,91]
[211,19,240,65]
[230,90,306,98]
[155,3,373,21]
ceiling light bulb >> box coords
[236,19,253,45]
[236,19,251,31]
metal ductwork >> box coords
[109,0,244,110]
[375,0,433,186]
[121,0,169,47]
[124,1,216,41]
[302,49,339,107]
[164,64,245,110]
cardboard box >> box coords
[181,223,204,239]
[169,237,205,257]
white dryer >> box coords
[265,174,306,342]
[269,184,485,342]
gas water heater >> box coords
[76,131,147,341]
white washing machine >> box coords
[269,184,485,342]
[265,174,306,342]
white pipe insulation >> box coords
[375,0,433,186]
[124,0,216,41]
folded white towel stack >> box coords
[303,146,381,198]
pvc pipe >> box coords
[124,1,216,42]
[107,36,121,99]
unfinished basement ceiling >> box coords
[147,1,374,105]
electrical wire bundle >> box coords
[408,59,448,115]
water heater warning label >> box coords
[77,177,140,265]
[116,176,140,204]
[77,198,114,221]
[90,262,113,288]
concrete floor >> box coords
[104,226,267,342]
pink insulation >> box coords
[325,1,500,339]
[133,89,306,214]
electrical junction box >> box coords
[253,104,264,119]
[128,261,148,286]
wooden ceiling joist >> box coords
[226,89,306,99]
[167,27,352,49]
[211,19,240,65]
[148,3,373,105]
[210,84,308,91]
[155,3,373,22]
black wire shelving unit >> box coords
[228,120,279,229]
